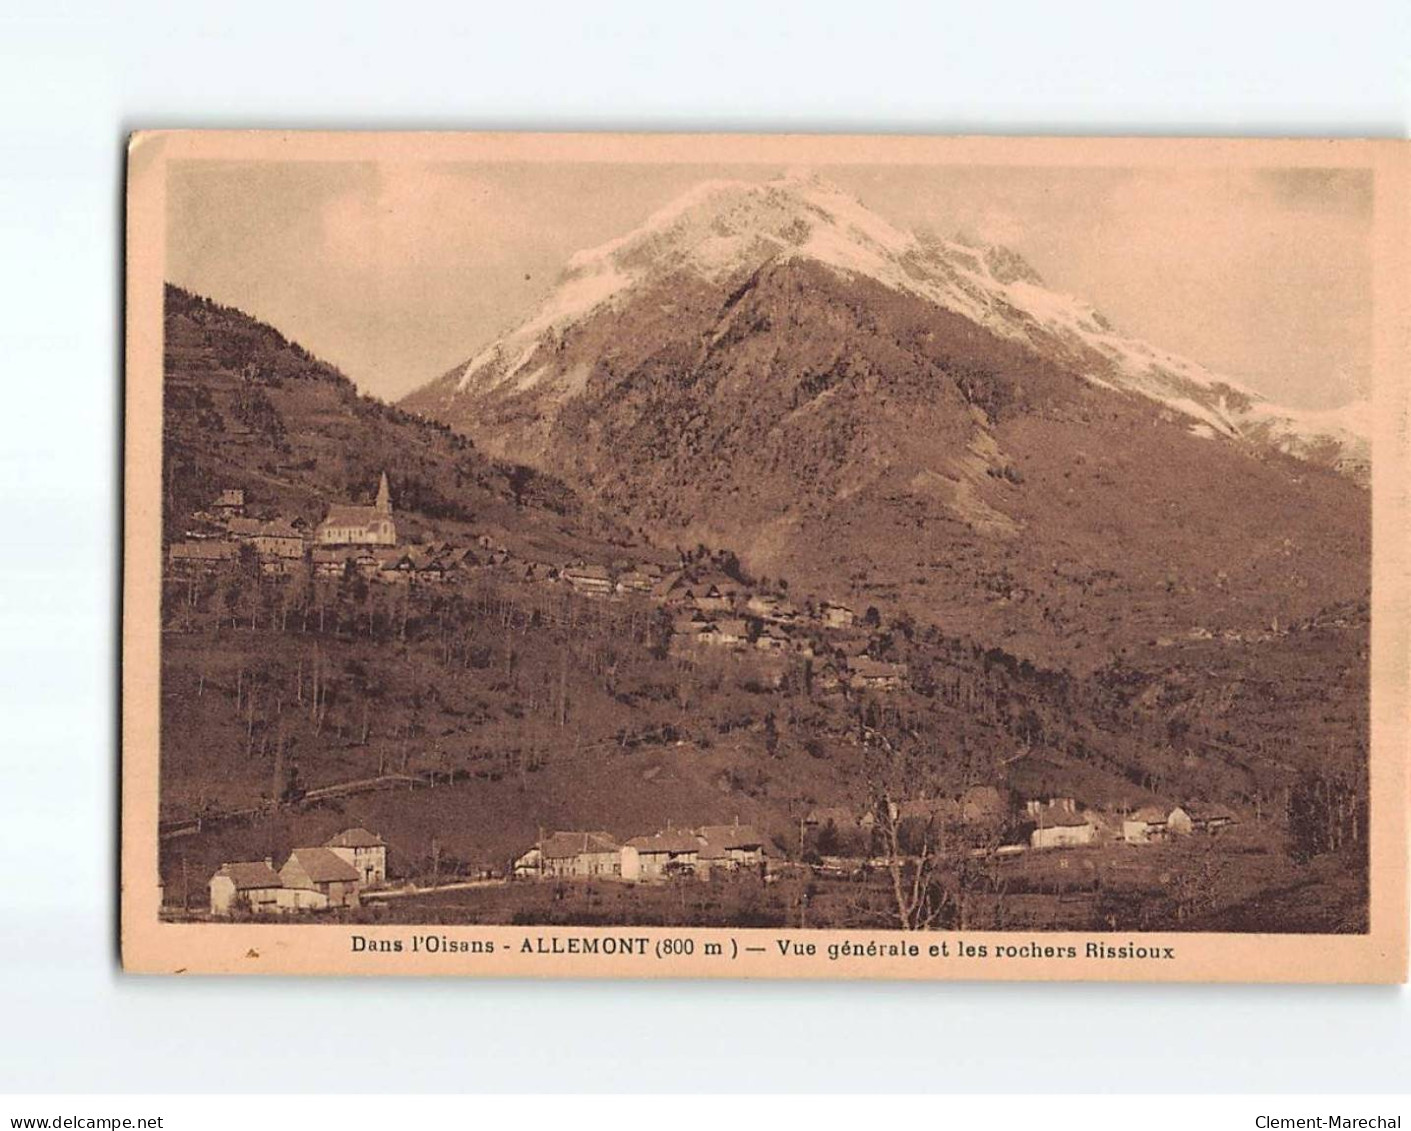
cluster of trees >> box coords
[1287,766,1368,862]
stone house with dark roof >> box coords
[168,540,238,576]
[621,830,702,881]
[534,831,622,878]
[278,847,362,910]
[209,860,282,916]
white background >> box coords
[1,0,1408,1095]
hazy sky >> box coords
[167,160,1373,410]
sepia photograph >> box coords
[121,132,1409,980]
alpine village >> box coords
[159,177,1370,933]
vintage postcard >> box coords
[123,132,1408,980]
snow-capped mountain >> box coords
[402,174,1369,667]
[407,173,1367,482]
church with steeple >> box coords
[315,471,397,546]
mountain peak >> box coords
[420,176,1367,482]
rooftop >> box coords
[213,861,282,891]
[325,827,385,849]
[284,847,361,884]
[541,831,620,859]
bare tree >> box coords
[860,722,957,931]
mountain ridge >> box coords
[406,174,1368,482]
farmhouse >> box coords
[376,550,417,585]
[537,831,622,878]
[712,618,751,648]
[1029,801,1097,849]
[652,570,689,603]
[311,547,353,579]
[561,564,614,597]
[168,540,238,576]
[1183,802,1239,835]
[211,488,245,518]
[615,569,654,595]
[278,847,362,910]
[1166,806,1194,835]
[441,547,481,579]
[690,585,734,615]
[1122,806,1170,844]
[696,823,768,872]
[325,827,387,886]
[208,860,282,916]
[848,657,908,691]
[621,830,702,881]
[315,472,397,547]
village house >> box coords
[1122,805,1170,844]
[561,563,614,597]
[512,846,543,878]
[621,830,702,881]
[711,618,751,648]
[224,516,305,560]
[375,549,417,585]
[669,613,712,651]
[257,522,306,559]
[696,823,768,874]
[278,847,362,910]
[820,602,856,629]
[1166,806,1193,835]
[315,472,397,547]
[325,827,387,886]
[690,622,723,648]
[690,584,734,615]
[440,546,481,580]
[168,540,238,576]
[848,656,909,691]
[208,860,282,916]
[1171,802,1238,836]
[535,831,622,878]
[615,569,654,595]
[652,570,689,604]
[411,554,446,585]
[1029,800,1097,850]
[311,546,352,579]
[211,488,246,519]
[237,518,307,574]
